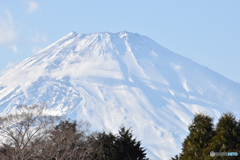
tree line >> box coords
[171,112,240,160]
[0,104,149,160]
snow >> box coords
[1,31,240,160]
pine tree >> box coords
[170,154,179,160]
[94,131,117,160]
[205,113,240,160]
[114,126,148,160]
[89,126,148,160]
[180,113,215,160]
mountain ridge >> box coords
[1,31,240,160]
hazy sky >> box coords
[1,0,240,83]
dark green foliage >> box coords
[170,154,179,160]
[115,126,148,160]
[115,126,147,160]
[92,131,117,160]
[204,113,240,160]
[180,113,215,160]
[177,112,240,160]
[90,126,149,160]
[214,113,239,151]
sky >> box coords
[1,0,240,83]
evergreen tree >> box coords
[180,113,215,160]
[205,113,240,160]
[114,126,148,160]
[170,154,179,160]
[89,126,148,160]
[94,131,117,160]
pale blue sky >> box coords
[1,0,240,82]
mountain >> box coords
[1,31,240,159]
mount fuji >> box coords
[1,31,240,160]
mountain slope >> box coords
[1,31,240,159]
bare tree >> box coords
[0,103,117,160]
[35,119,91,160]
[0,103,61,160]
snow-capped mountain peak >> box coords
[1,31,240,160]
